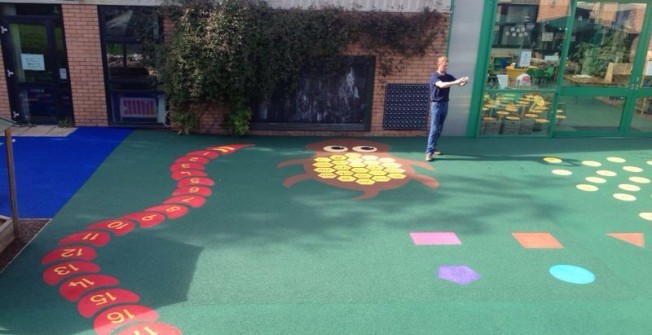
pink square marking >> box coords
[410,232,461,245]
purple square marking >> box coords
[410,232,461,245]
[438,265,481,285]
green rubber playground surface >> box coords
[1,130,652,335]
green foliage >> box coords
[571,30,630,77]
[223,103,253,136]
[159,0,445,134]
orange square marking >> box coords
[512,232,563,249]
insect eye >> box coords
[324,145,348,153]
[352,146,377,153]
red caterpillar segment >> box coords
[43,261,101,286]
[144,204,190,220]
[170,162,205,171]
[58,230,111,247]
[93,304,159,335]
[177,177,215,188]
[175,155,210,165]
[88,219,137,236]
[78,288,140,318]
[163,195,207,208]
[42,246,97,265]
[60,274,120,301]
[116,322,183,335]
[171,170,207,181]
[172,185,212,197]
[206,144,254,154]
[122,212,167,228]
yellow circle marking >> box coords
[647,160,652,166]
[582,160,601,167]
[596,170,617,177]
[576,184,598,192]
[639,212,652,221]
[629,176,650,184]
[337,176,356,182]
[606,157,625,163]
[623,166,643,173]
[318,173,337,179]
[551,169,572,176]
[618,184,641,192]
[585,176,606,184]
[543,157,562,164]
[387,173,407,179]
[613,193,636,201]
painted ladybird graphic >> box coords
[277,138,439,199]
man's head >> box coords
[437,56,448,73]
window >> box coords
[99,6,164,125]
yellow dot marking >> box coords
[647,160,652,166]
[318,173,337,179]
[618,184,641,192]
[582,160,602,167]
[552,169,572,176]
[543,157,562,163]
[613,193,636,201]
[596,170,617,177]
[639,212,652,221]
[585,177,606,184]
[623,166,643,173]
[337,176,356,182]
[629,176,650,184]
[607,157,625,163]
[576,184,598,192]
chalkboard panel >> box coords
[251,56,374,131]
[382,84,429,130]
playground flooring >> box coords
[1,129,652,335]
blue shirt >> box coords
[429,72,457,103]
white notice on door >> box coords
[21,54,45,71]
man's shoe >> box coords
[434,150,442,155]
[425,153,433,162]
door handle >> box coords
[0,26,7,34]
[6,69,13,77]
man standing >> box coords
[425,56,469,162]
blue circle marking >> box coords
[549,265,595,284]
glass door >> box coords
[0,15,72,125]
[628,30,652,133]
[556,1,651,135]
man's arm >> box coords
[435,76,470,88]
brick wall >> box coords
[62,4,108,127]
[0,48,9,121]
[193,14,449,137]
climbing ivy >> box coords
[159,0,445,134]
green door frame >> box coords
[469,0,652,137]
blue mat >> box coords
[0,127,132,218]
